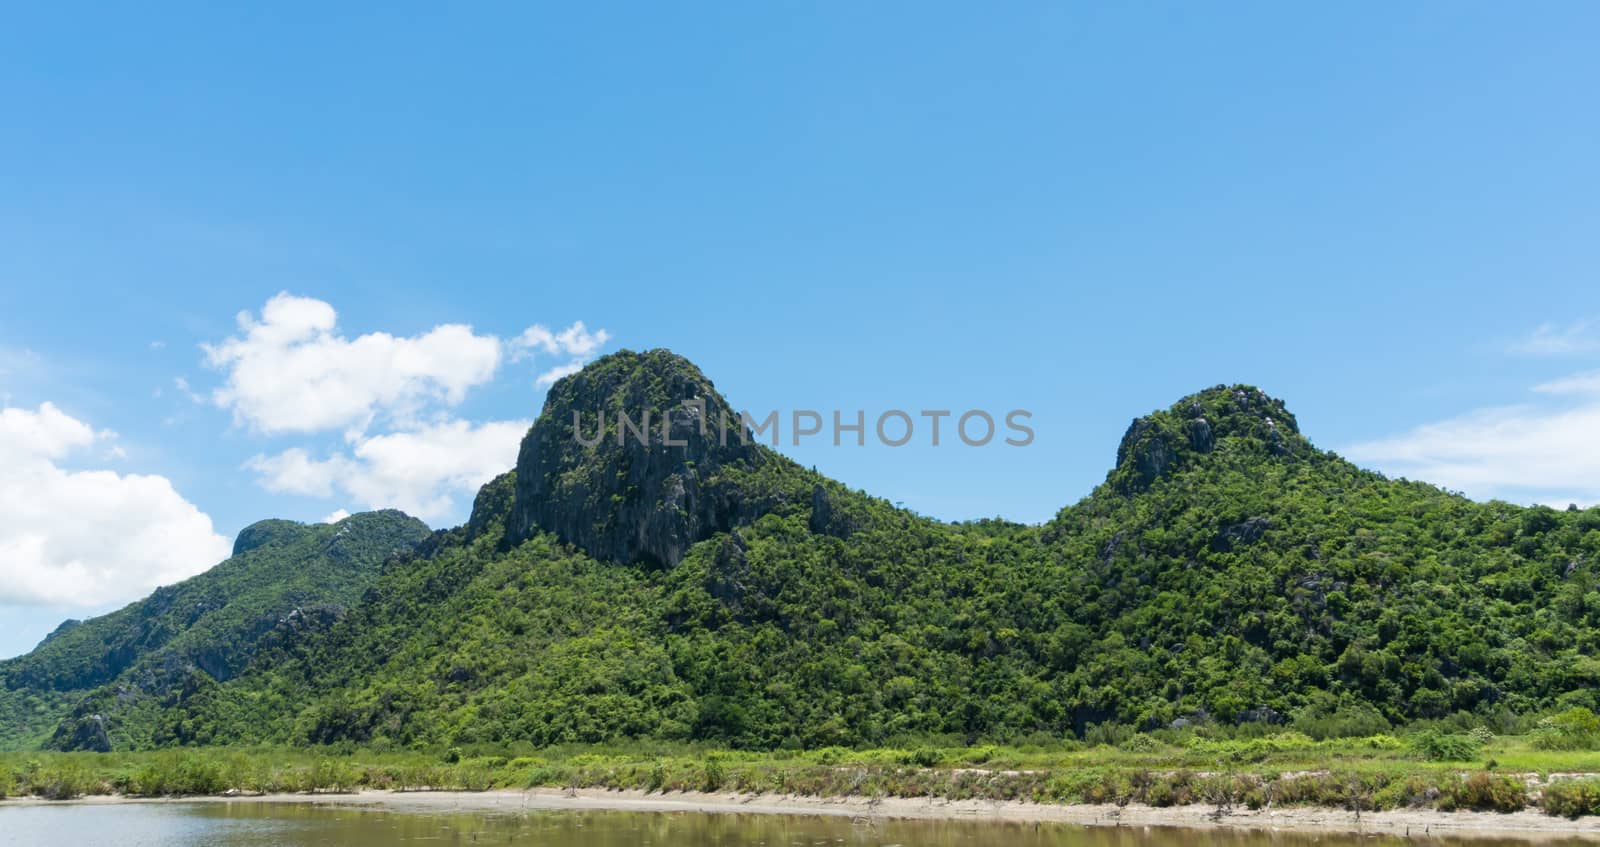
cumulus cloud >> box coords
[0,402,96,460]
[1344,379,1600,507]
[321,509,351,524]
[514,320,611,390]
[204,294,610,436]
[511,321,611,360]
[203,293,505,435]
[207,293,608,520]
[0,403,231,607]
[247,418,529,521]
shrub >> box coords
[1530,708,1600,751]
[523,765,569,788]
[1083,723,1134,747]
[1409,730,1481,762]
[176,755,226,794]
[1437,773,1525,813]
[700,756,726,792]
[307,758,360,792]
[963,745,1000,765]
[453,765,493,791]
[31,763,98,800]
[1118,734,1163,753]
[1372,775,1438,810]
[1185,732,1316,763]
[1141,771,1197,806]
[126,762,167,796]
[812,747,848,765]
[1543,779,1600,818]
[1365,734,1405,750]
[1290,700,1392,740]
[1196,773,1266,809]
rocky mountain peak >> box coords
[1110,384,1308,492]
[231,519,312,557]
[508,349,773,567]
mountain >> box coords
[0,510,430,751]
[22,349,1600,751]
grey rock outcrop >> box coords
[1110,384,1308,493]
[508,349,775,568]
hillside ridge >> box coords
[0,510,430,751]
[10,349,1600,752]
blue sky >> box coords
[3,2,1600,658]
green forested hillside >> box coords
[77,350,1600,752]
[0,510,430,750]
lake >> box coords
[0,803,1581,847]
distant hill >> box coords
[0,510,429,750]
[17,349,1600,751]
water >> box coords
[0,803,1577,847]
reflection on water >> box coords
[0,803,1586,847]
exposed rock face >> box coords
[1239,705,1284,725]
[1110,385,1307,493]
[705,533,752,610]
[1116,419,1175,488]
[54,713,111,753]
[466,471,517,541]
[508,349,772,567]
[1213,516,1272,552]
[808,483,869,539]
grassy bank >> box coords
[6,731,1600,819]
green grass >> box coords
[3,732,1600,817]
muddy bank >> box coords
[10,787,1600,840]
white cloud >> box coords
[513,321,611,389]
[511,321,611,360]
[247,418,529,521]
[0,402,96,460]
[1344,385,1600,507]
[535,361,585,388]
[0,403,230,607]
[1533,370,1600,396]
[321,509,351,524]
[204,294,611,435]
[1510,320,1600,356]
[203,293,505,435]
[174,376,205,404]
[244,447,342,497]
[207,293,609,521]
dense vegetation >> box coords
[8,730,1600,818]
[0,510,429,751]
[6,350,1600,769]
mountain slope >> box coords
[0,510,430,750]
[48,351,1600,750]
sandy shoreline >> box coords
[9,787,1600,840]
